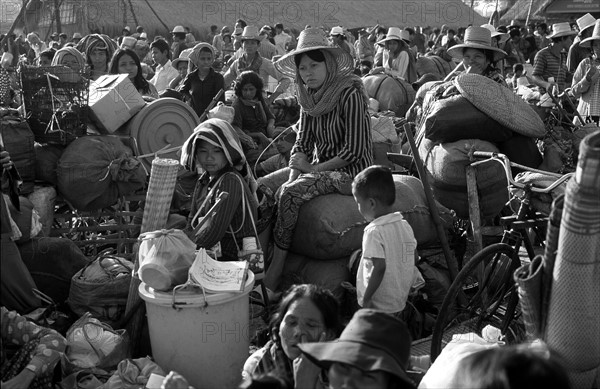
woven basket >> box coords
[141,158,180,234]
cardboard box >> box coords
[88,74,146,133]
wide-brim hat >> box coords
[546,22,577,39]
[455,73,545,137]
[329,26,344,36]
[172,48,194,69]
[577,13,596,33]
[274,28,354,78]
[580,20,600,47]
[240,26,264,42]
[447,26,507,62]
[481,24,509,44]
[298,309,415,389]
[376,27,410,45]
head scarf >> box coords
[76,34,118,61]
[181,118,257,195]
[51,47,85,68]
[296,50,367,117]
[188,42,215,70]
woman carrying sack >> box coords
[180,118,260,263]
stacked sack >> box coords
[416,74,546,219]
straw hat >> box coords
[329,26,345,36]
[376,27,410,45]
[580,20,600,48]
[171,25,185,34]
[481,24,509,44]
[447,26,507,62]
[72,32,82,40]
[576,13,596,33]
[172,48,193,69]
[274,28,354,78]
[239,26,263,42]
[455,73,545,138]
[298,309,415,389]
[546,22,577,39]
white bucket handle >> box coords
[171,281,208,310]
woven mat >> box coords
[454,73,546,138]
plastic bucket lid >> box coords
[138,270,255,307]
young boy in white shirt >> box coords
[352,165,419,316]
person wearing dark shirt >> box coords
[179,43,225,118]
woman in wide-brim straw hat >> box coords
[571,19,600,125]
[370,27,418,83]
[447,26,508,87]
[263,28,373,296]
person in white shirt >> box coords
[274,23,291,55]
[149,38,179,94]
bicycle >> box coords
[430,151,573,361]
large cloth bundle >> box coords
[0,117,36,194]
[419,138,508,219]
[363,74,416,117]
[57,136,146,211]
[291,175,453,260]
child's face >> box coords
[275,132,294,154]
[352,190,376,222]
[196,51,214,71]
[38,56,52,67]
[195,140,228,175]
[61,54,80,70]
[177,61,188,78]
[241,83,258,100]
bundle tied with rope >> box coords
[57,136,146,211]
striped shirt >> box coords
[533,46,568,93]
[293,86,373,177]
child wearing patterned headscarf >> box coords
[180,118,258,261]
[51,46,86,70]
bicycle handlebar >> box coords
[471,151,573,194]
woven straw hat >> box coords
[172,48,193,69]
[171,25,185,34]
[576,13,596,33]
[481,24,509,44]
[240,26,264,42]
[546,22,577,39]
[455,73,545,138]
[447,26,507,62]
[274,28,354,78]
[376,27,410,45]
[580,20,600,48]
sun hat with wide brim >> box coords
[172,48,193,69]
[576,13,596,33]
[455,73,545,137]
[298,309,415,389]
[376,27,410,45]
[274,27,354,78]
[239,26,264,42]
[481,24,510,45]
[447,26,507,62]
[546,22,577,39]
[580,20,600,48]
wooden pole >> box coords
[402,123,459,282]
[126,0,139,28]
[0,0,30,49]
[525,0,535,27]
[142,0,169,33]
[53,0,62,34]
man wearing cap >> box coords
[149,38,179,94]
[223,26,292,103]
[171,26,189,59]
[118,26,131,46]
[71,32,82,44]
[330,26,356,60]
[532,22,577,95]
[567,13,596,73]
[273,23,291,55]
[48,32,59,48]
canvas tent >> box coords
[7,0,486,41]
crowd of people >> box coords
[1,11,598,389]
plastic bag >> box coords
[138,229,196,291]
[64,312,129,372]
[103,357,165,389]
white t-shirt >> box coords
[357,212,417,313]
[150,59,179,94]
[274,32,291,55]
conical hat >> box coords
[455,73,545,138]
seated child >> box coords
[179,43,225,118]
[352,165,418,317]
[231,70,276,165]
[255,127,295,177]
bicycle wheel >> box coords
[430,243,523,361]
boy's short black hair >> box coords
[352,165,396,206]
[513,63,524,72]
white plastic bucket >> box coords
[138,271,255,389]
